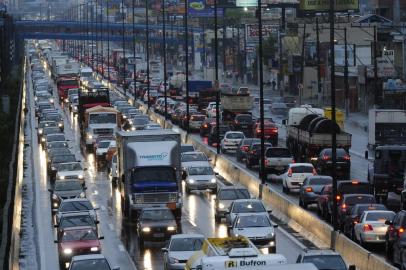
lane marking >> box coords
[118,244,125,252]
[108,223,114,231]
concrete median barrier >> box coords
[134,100,395,270]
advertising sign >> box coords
[245,24,279,43]
[334,44,356,67]
[304,41,317,66]
[236,0,256,6]
[299,0,359,12]
[377,49,396,78]
[188,0,223,17]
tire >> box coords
[222,148,227,154]
[122,198,130,218]
[236,153,241,162]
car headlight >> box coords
[87,134,93,139]
[269,240,275,246]
[59,175,65,180]
[123,115,127,119]
[169,257,179,264]
[50,98,54,103]
[169,193,177,202]
[211,178,216,183]
[78,174,84,179]
[38,129,43,134]
[267,232,275,239]
[41,137,45,142]
[79,192,85,198]
[58,123,63,127]
[73,105,77,110]
[188,179,195,184]
[90,247,99,252]
[52,194,58,200]
[219,203,225,209]
[131,127,136,131]
[63,248,72,255]
[51,166,56,171]
[142,227,151,233]
[167,226,176,231]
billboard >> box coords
[188,0,224,17]
[245,24,279,42]
[299,0,359,12]
[334,44,356,67]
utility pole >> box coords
[214,0,220,155]
[132,0,137,100]
[278,27,283,97]
[107,0,110,81]
[300,23,306,105]
[373,25,378,107]
[329,0,338,234]
[344,27,349,116]
[316,18,322,106]
[184,0,190,132]
[121,0,126,96]
[257,0,266,198]
[100,0,104,77]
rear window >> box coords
[291,166,314,173]
[266,148,291,158]
[338,182,370,195]
[322,148,348,157]
[309,177,332,185]
[181,145,195,153]
[366,212,395,221]
[226,133,244,139]
[191,115,205,121]
[219,189,250,200]
[236,115,252,122]
[252,144,272,150]
[345,195,375,206]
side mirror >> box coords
[84,168,88,171]
[54,224,58,228]
[267,210,272,214]
[385,220,393,226]
[83,187,88,190]
[348,265,356,270]
[99,236,104,240]
[54,240,58,244]
[215,172,219,176]
[161,247,168,253]
[94,207,100,211]
[273,224,279,228]
[95,220,100,224]
[48,189,53,192]
[112,267,120,270]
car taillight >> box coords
[265,159,269,165]
[270,127,278,133]
[341,203,347,211]
[344,155,351,161]
[256,129,261,133]
[287,168,292,177]
[399,227,405,236]
[203,124,208,128]
[241,145,249,152]
[363,224,373,232]
[235,120,239,125]
[292,159,295,163]
[305,187,313,193]
[322,155,330,161]
[313,168,317,175]
[223,139,228,143]
[336,195,341,201]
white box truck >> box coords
[368,109,406,148]
[116,130,182,221]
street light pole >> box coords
[373,25,378,107]
[214,0,220,155]
[132,0,137,101]
[344,27,349,116]
[184,0,190,133]
[329,0,338,234]
[146,0,151,110]
[121,0,126,96]
[162,0,168,118]
[91,1,95,71]
[107,0,110,81]
[316,18,322,106]
[257,0,266,198]
[100,0,104,78]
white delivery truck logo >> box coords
[139,152,169,161]
[225,260,267,268]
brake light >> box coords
[399,228,405,236]
[235,120,239,125]
[313,168,317,175]
[257,129,261,133]
[241,145,249,152]
[270,127,278,133]
[363,224,373,232]
[341,203,347,211]
[265,159,269,165]
[287,168,292,177]
[344,155,351,161]
[336,195,341,201]
[203,124,208,128]
[351,180,359,185]
[322,155,330,161]
[305,187,313,193]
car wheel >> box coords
[236,153,241,162]
[222,148,227,154]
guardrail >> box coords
[131,98,395,270]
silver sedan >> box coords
[354,210,395,245]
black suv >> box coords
[236,138,260,162]
[315,148,351,179]
[245,142,272,169]
[232,114,254,136]
[385,210,406,264]
[207,125,231,146]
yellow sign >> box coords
[299,0,359,11]
[225,260,238,268]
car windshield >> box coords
[55,181,82,191]
[182,153,207,162]
[60,201,93,212]
[48,142,68,149]
[60,216,94,229]
[181,145,195,153]
[53,154,76,163]
[98,141,111,148]
[266,148,291,158]
[188,166,213,175]
[48,135,65,142]
[39,122,57,128]
[236,115,251,122]
[226,133,244,139]
[70,259,111,270]
[191,115,205,121]
[169,237,204,251]
[44,128,61,134]
[233,201,266,213]
[58,163,82,171]
[141,209,174,221]
[235,215,271,228]
[89,114,116,124]
[133,118,148,125]
[219,189,250,200]
[366,212,395,221]
[50,149,71,156]
[291,166,314,173]
[309,177,332,185]
[62,229,98,242]
[303,255,347,270]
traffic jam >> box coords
[27,38,404,270]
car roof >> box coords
[60,212,92,218]
[170,233,205,239]
[233,199,261,203]
[71,254,107,262]
[218,185,248,191]
[289,163,314,167]
[303,249,341,256]
[142,206,171,211]
[182,151,205,156]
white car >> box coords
[144,123,162,130]
[95,140,116,157]
[227,199,270,225]
[282,163,316,193]
[181,151,210,178]
[206,102,220,118]
[162,234,205,270]
[68,254,119,270]
[56,162,87,184]
[185,165,217,194]
[220,131,245,153]
[229,213,277,253]
[353,210,395,245]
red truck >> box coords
[56,76,79,103]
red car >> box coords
[55,226,103,269]
[253,120,278,146]
[316,184,332,220]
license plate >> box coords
[276,166,284,170]
[166,202,176,210]
[153,233,164,238]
